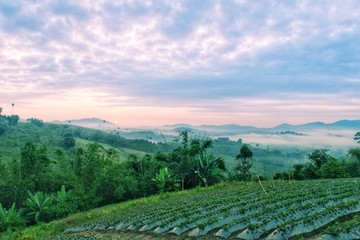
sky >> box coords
[0,0,360,127]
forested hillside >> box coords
[0,118,172,163]
[0,115,229,235]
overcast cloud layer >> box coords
[1,0,359,126]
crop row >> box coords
[317,214,360,240]
[63,179,360,239]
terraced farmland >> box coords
[53,179,360,240]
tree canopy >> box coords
[354,132,360,144]
[235,144,254,181]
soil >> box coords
[67,229,238,240]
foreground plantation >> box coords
[4,179,360,240]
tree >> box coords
[235,145,254,181]
[54,148,69,171]
[169,131,225,189]
[308,149,329,169]
[6,115,19,126]
[80,143,105,191]
[72,147,85,176]
[303,163,318,179]
[94,163,130,204]
[349,148,360,162]
[0,117,8,135]
[347,148,360,177]
[0,156,8,184]
[319,157,347,179]
[26,118,44,127]
[20,142,37,180]
[20,142,51,182]
[292,164,305,180]
[19,142,54,195]
[169,130,194,190]
[62,131,76,149]
[354,132,360,143]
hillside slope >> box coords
[0,121,169,164]
[0,121,308,175]
[3,179,360,240]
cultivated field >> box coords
[56,179,360,240]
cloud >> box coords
[52,0,88,20]
[1,0,360,125]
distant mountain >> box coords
[332,120,360,129]
[160,119,360,137]
[273,122,327,131]
[49,118,360,140]
[198,124,259,131]
[162,123,193,130]
[273,120,360,132]
[51,117,115,128]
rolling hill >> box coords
[0,120,308,175]
[0,120,168,165]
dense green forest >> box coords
[1,114,360,236]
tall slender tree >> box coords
[236,144,254,181]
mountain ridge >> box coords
[48,118,360,134]
[163,119,360,135]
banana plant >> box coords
[195,153,225,186]
[153,167,177,193]
[25,191,52,223]
[56,185,71,203]
[0,203,24,232]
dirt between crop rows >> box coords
[67,229,238,240]
[64,211,360,240]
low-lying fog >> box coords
[231,130,356,148]
[226,130,358,157]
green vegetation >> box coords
[0,115,227,236]
[273,147,360,181]
[153,167,177,193]
[0,203,25,233]
[234,144,254,180]
[1,113,360,239]
[325,214,360,237]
